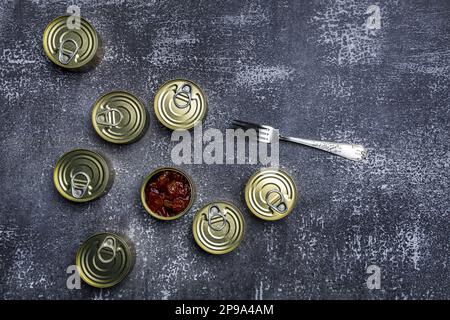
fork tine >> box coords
[232,119,264,129]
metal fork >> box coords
[232,119,367,161]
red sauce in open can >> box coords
[143,169,192,218]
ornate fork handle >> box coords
[279,135,367,161]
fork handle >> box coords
[279,135,367,161]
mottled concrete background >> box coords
[0,0,449,300]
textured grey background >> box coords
[0,0,449,300]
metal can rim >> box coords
[76,232,134,288]
[91,90,148,144]
[153,78,208,130]
[192,200,245,255]
[42,15,99,69]
[53,148,110,202]
[244,167,298,221]
[140,166,196,220]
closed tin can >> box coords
[141,167,195,220]
[76,233,134,288]
[245,168,297,221]
[43,15,99,70]
[154,79,207,130]
[92,91,148,144]
[53,149,112,202]
[193,201,245,254]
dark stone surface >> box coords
[0,0,449,299]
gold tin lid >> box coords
[140,167,195,221]
[245,168,297,221]
[92,91,148,144]
[53,149,111,202]
[154,79,207,130]
[193,201,245,254]
[43,15,98,69]
[76,233,133,288]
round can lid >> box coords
[43,15,98,69]
[193,201,244,254]
[53,149,110,202]
[245,168,297,221]
[76,233,133,288]
[92,91,148,144]
[154,79,207,130]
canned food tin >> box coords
[53,149,112,202]
[76,233,134,288]
[43,15,99,70]
[141,167,195,220]
[245,168,297,221]
[193,201,245,255]
[154,79,207,130]
[92,91,148,144]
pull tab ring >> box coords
[96,106,124,127]
[58,38,79,65]
[70,172,91,199]
[207,205,227,231]
[97,236,117,264]
[173,84,192,109]
[265,189,288,214]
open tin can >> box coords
[140,167,195,220]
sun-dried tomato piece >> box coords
[156,171,170,187]
[173,198,189,213]
[171,172,184,182]
[148,182,158,189]
[163,199,173,208]
[145,186,159,195]
[179,184,190,198]
[159,206,169,217]
[166,181,184,197]
[146,191,163,212]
